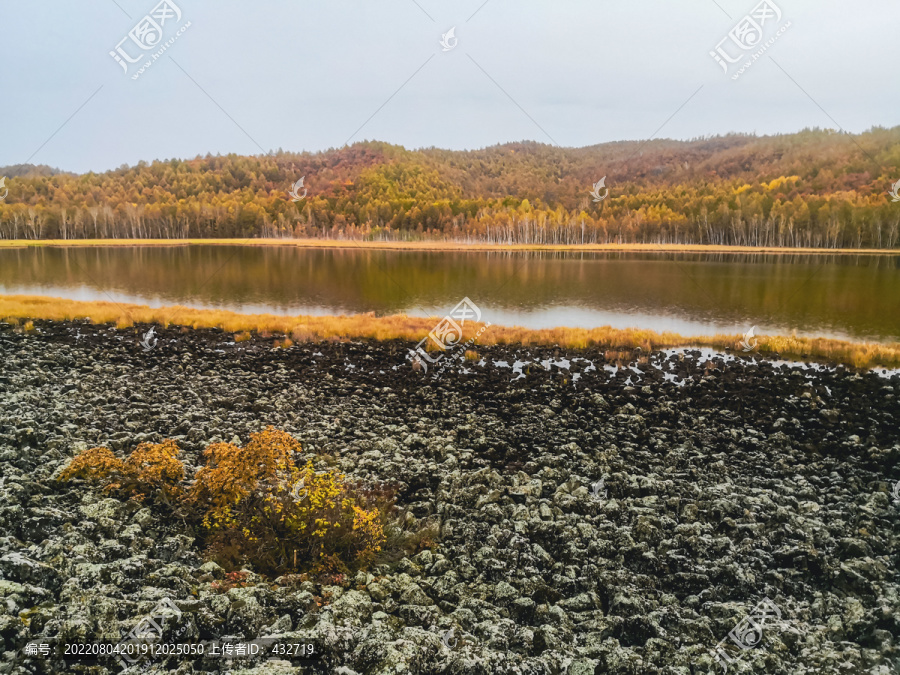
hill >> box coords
[1,128,899,247]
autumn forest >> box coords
[2,126,900,248]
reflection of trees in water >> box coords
[0,246,898,341]
[476,249,900,268]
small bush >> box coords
[58,440,183,502]
[58,446,123,482]
[192,428,386,574]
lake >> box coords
[1,245,898,343]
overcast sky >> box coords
[1,0,898,174]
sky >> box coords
[1,0,898,174]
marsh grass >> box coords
[2,294,899,369]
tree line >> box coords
[1,127,899,248]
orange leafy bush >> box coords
[190,427,299,521]
[58,440,183,502]
[121,439,184,500]
[58,446,123,482]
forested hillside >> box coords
[2,127,900,247]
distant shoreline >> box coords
[2,294,898,370]
[1,238,899,255]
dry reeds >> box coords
[1,294,898,369]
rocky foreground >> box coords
[0,320,898,674]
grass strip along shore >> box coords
[2,294,898,370]
[0,238,898,255]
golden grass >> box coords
[1,294,898,369]
[0,238,897,255]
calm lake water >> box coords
[1,245,899,343]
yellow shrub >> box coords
[290,326,315,343]
[192,428,387,573]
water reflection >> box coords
[0,245,897,343]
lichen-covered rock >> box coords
[0,324,897,674]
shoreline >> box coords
[1,238,899,255]
[2,294,899,369]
